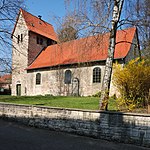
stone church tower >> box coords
[11,9,57,96]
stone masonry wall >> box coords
[0,103,149,147]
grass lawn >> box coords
[0,95,117,111]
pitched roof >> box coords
[12,9,57,41]
[0,74,11,84]
[27,27,137,70]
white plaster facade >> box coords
[26,65,106,96]
[12,11,29,96]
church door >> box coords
[16,84,21,96]
[72,78,79,96]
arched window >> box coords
[93,67,101,83]
[64,70,72,84]
[36,73,41,85]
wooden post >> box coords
[148,105,150,114]
[148,89,150,113]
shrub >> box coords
[92,91,101,97]
[113,58,150,110]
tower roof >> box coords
[12,9,57,41]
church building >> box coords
[11,9,140,96]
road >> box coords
[0,119,149,150]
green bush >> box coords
[92,91,101,97]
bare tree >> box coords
[64,0,150,110]
[122,0,150,52]
[100,0,124,110]
[65,0,124,109]
[65,0,149,49]
[57,24,78,42]
[0,0,24,74]
[64,0,113,37]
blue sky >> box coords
[24,0,66,29]
[1,1,67,74]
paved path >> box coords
[0,119,149,150]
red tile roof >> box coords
[27,27,137,70]
[0,74,11,84]
[12,9,57,41]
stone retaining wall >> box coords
[0,103,149,147]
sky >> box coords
[1,1,67,74]
[23,0,131,33]
[24,0,67,30]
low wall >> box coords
[0,102,150,147]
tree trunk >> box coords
[100,0,124,110]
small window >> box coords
[64,70,72,84]
[36,73,41,85]
[40,38,43,45]
[93,67,101,83]
[31,23,34,27]
[17,35,20,43]
[37,36,39,44]
[21,34,23,42]
[47,39,52,46]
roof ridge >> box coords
[56,27,136,46]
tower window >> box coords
[37,36,39,44]
[37,36,43,45]
[21,34,23,42]
[40,38,43,45]
[47,39,51,46]
[17,35,20,43]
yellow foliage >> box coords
[113,58,150,110]
[116,97,137,112]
